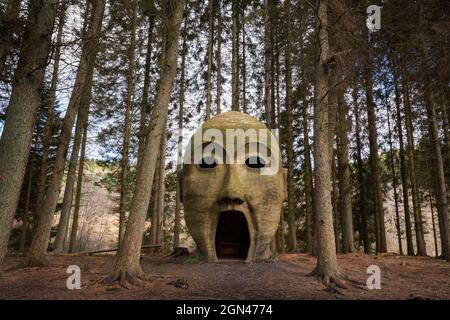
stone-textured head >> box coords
[181,111,287,262]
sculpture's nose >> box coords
[218,165,244,207]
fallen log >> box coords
[72,244,162,256]
[170,247,190,257]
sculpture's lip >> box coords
[218,209,246,215]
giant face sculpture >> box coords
[181,111,287,262]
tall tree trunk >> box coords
[353,82,370,253]
[119,0,138,248]
[215,0,222,115]
[364,42,386,253]
[263,0,272,127]
[275,25,281,130]
[68,112,88,254]
[174,16,188,250]
[303,100,314,254]
[155,134,166,250]
[400,52,427,255]
[0,0,57,272]
[332,152,340,253]
[66,36,94,254]
[0,0,21,78]
[284,0,296,252]
[269,20,277,128]
[329,66,339,254]
[19,143,37,253]
[386,100,403,255]
[310,0,343,286]
[300,33,313,254]
[104,0,184,285]
[149,160,160,248]
[421,47,449,260]
[337,88,354,253]
[231,0,240,111]
[392,53,414,255]
[53,105,85,254]
[25,0,105,266]
[35,6,66,210]
[241,4,247,114]
[137,9,156,170]
[205,0,214,120]
[428,193,439,257]
[441,105,450,198]
[275,21,283,253]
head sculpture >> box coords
[181,111,287,262]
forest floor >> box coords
[0,252,449,300]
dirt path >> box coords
[0,253,449,299]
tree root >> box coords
[168,247,190,258]
[323,282,345,295]
[19,257,50,269]
[101,270,151,289]
[344,276,368,290]
[308,266,346,294]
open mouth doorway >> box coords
[215,211,250,260]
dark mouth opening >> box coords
[215,210,250,260]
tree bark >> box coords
[174,16,188,250]
[242,4,247,114]
[0,0,57,272]
[263,0,272,127]
[119,0,138,248]
[274,19,284,253]
[386,99,403,255]
[0,0,21,78]
[364,41,386,253]
[441,105,450,195]
[420,47,449,260]
[392,53,414,255]
[352,82,370,253]
[137,7,156,170]
[205,0,215,120]
[155,134,166,250]
[231,0,240,111]
[53,105,85,254]
[25,0,105,266]
[215,0,222,115]
[428,193,439,257]
[303,101,314,254]
[104,0,184,285]
[332,152,340,253]
[337,87,354,253]
[400,52,427,255]
[35,7,66,211]
[284,0,296,252]
[68,112,88,254]
[19,144,37,253]
[310,0,343,286]
[149,159,160,248]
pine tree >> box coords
[25,0,105,266]
[310,0,343,287]
[0,0,58,271]
[103,0,184,286]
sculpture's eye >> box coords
[245,156,266,169]
[198,156,217,169]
